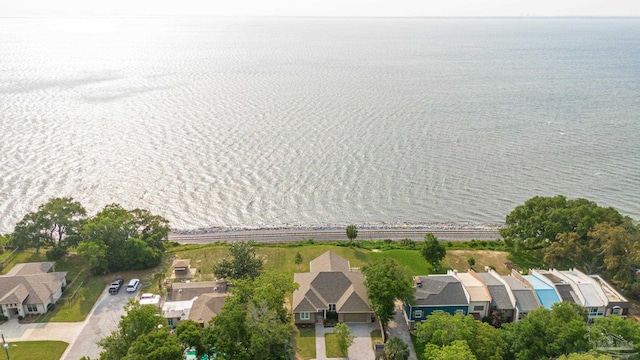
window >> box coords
[612,306,621,315]
[455,309,465,315]
[300,312,310,320]
[328,304,336,311]
[414,310,423,319]
[27,304,38,312]
[473,305,484,311]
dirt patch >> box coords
[445,250,511,275]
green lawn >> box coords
[324,333,346,358]
[34,254,109,322]
[4,341,68,360]
[369,249,434,275]
[38,274,107,322]
[411,334,427,360]
[295,326,316,360]
[1,250,47,274]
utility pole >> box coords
[1,333,10,360]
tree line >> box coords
[500,195,640,298]
[4,197,170,274]
[414,302,640,360]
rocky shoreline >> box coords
[170,222,505,235]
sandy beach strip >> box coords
[168,225,502,244]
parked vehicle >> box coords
[108,278,124,295]
[127,278,140,292]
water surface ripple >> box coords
[1,17,639,232]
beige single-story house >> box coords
[292,251,373,324]
[0,262,67,319]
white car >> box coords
[126,278,140,292]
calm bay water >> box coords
[1,17,639,233]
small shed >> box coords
[171,259,196,280]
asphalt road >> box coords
[168,227,502,244]
[62,285,139,360]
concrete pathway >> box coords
[387,299,418,360]
[312,322,377,360]
[0,319,83,343]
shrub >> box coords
[46,246,68,260]
[400,238,414,247]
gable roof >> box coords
[0,263,67,306]
[414,275,469,306]
[0,284,29,305]
[293,252,370,314]
[309,251,350,273]
[188,293,227,325]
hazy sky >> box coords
[1,0,639,17]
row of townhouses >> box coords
[405,267,629,329]
[289,251,630,330]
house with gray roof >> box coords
[404,274,469,330]
[163,279,228,327]
[292,251,372,324]
[476,269,516,322]
[555,269,607,322]
[502,272,540,320]
[0,262,67,319]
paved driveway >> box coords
[313,322,377,360]
[61,285,139,359]
[387,300,418,360]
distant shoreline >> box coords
[168,222,503,244]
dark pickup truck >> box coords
[108,278,124,295]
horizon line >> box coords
[1,15,639,19]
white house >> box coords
[0,262,67,318]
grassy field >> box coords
[33,253,108,322]
[168,242,515,279]
[4,341,68,360]
[294,326,316,360]
[172,244,417,278]
[445,250,511,275]
[1,249,47,274]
